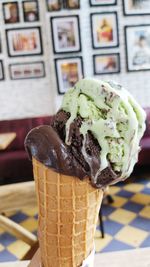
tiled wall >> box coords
[0,0,150,120]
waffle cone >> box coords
[32,158,103,267]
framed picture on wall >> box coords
[123,0,150,15]
[3,2,19,24]
[90,12,119,49]
[125,25,150,72]
[23,1,39,22]
[46,0,61,11]
[93,53,120,75]
[9,61,45,80]
[51,15,81,54]
[0,61,4,81]
[66,0,80,9]
[6,27,43,57]
[90,0,117,6]
[55,57,84,94]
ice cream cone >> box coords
[32,157,103,267]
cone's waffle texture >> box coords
[33,158,103,267]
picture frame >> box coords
[55,57,84,94]
[125,25,150,72]
[51,15,81,54]
[46,0,61,11]
[89,0,117,6]
[3,2,19,24]
[9,61,45,80]
[23,0,39,22]
[93,53,120,75]
[90,12,119,49]
[123,0,150,16]
[6,27,43,57]
[0,61,4,81]
[66,0,80,9]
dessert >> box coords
[25,78,146,267]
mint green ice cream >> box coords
[61,78,146,185]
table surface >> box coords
[1,248,150,267]
[0,133,16,150]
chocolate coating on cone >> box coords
[25,110,119,188]
[25,125,86,179]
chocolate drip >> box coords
[25,125,87,179]
[25,110,119,188]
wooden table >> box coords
[0,263,29,267]
[0,133,16,150]
[1,248,150,267]
[94,248,150,267]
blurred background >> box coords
[0,0,150,264]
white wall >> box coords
[0,0,56,120]
[0,0,150,120]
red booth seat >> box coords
[0,108,149,185]
[0,116,52,185]
[138,107,150,165]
